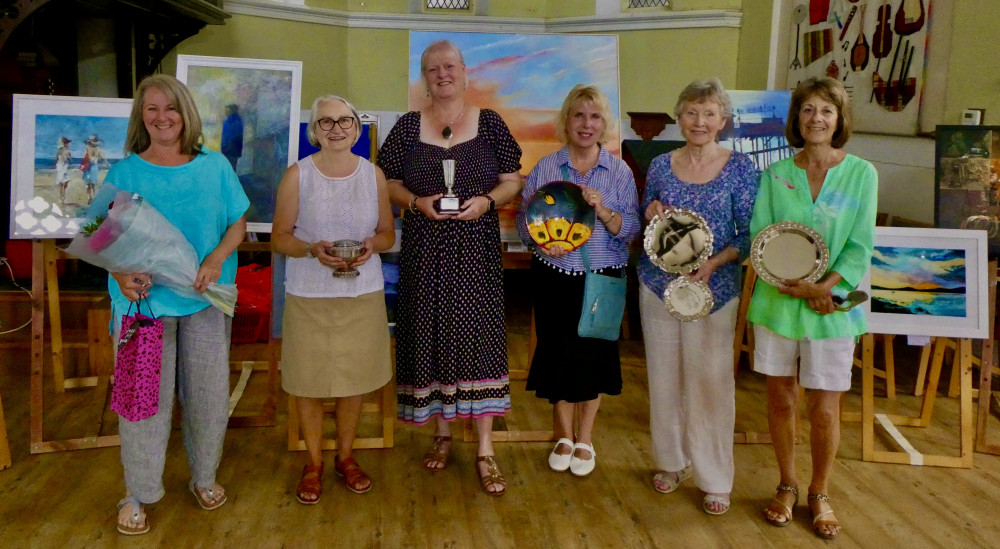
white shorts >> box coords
[751,325,857,391]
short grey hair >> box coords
[306,95,362,147]
[673,78,733,119]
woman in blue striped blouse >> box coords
[516,85,640,477]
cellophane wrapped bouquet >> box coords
[65,185,237,315]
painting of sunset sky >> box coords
[870,246,967,317]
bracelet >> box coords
[408,195,418,214]
[603,210,618,224]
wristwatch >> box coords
[304,242,315,258]
[484,194,495,211]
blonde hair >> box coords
[306,95,362,147]
[419,40,468,93]
[785,77,853,149]
[124,74,203,156]
[554,85,618,146]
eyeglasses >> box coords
[316,116,356,131]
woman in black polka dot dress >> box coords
[378,40,523,496]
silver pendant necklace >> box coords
[441,105,467,140]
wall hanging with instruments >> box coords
[785,0,930,135]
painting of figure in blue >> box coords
[179,59,299,230]
[870,246,967,317]
[33,114,127,217]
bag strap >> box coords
[125,295,157,319]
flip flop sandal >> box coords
[475,455,506,497]
[652,466,692,494]
[116,496,150,536]
[764,483,799,527]
[809,493,841,540]
[422,435,452,471]
[335,456,373,494]
[189,481,228,510]
[703,494,731,515]
[295,462,324,505]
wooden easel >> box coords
[976,262,1000,454]
[847,333,975,467]
[30,240,120,454]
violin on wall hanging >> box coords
[871,0,893,73]
[851,4,870,71]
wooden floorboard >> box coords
[2,272,1000,547]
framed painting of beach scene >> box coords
[176,55,302,232]
[9,94,132,239]
[861,227,989,339]
[407,31,620,242]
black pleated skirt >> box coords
[526,256,622,404]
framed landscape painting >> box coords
[9,94,132,238]
[861,227,989,339]
[933,125,1000,258]
[176,55,302,232]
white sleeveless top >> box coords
[285,155,384,298]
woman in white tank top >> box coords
[272,95,396,504]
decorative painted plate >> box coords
[663,277,714,321]
[524,181,596,252]
[750,221,830,287]
[644,208,714,274]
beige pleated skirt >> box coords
[280,291,392,398]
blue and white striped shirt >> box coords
[516,146,640,273]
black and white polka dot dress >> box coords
[378,109,522,424]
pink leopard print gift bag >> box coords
[111,298,164,422]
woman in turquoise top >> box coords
[106,75,249,536]
[750,77,877,540]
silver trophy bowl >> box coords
[326,239,364,278]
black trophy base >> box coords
[436,196,461,214]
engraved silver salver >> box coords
[644,208,714,275]
[750,221,830,287]
[663,277,714,321]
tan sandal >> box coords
[116,496,149,536]
[475,455,506,497]
[189,480,228,511]
[808,493,841,540]
[764,483,798,527]
[652,466,692,494]
[423,435,452,471]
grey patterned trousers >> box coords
[117,306,231,503]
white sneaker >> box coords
[548,438,574,471]
[569,442,596,477]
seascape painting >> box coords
[177,55,302,232]
[870,246,966,317]
[9,95,132,238]
[863,227,989,339]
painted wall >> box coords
[942,1,999,125]
[735,0,772,91]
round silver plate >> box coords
[663,277,714,322]
[643,208,714,275]
[750,221,830,287]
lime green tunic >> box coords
[748,154,878,340]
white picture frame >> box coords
[9,94,133,239]
[176,55,302,233]
[860,227,990,339]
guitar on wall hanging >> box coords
[786,0,931,135]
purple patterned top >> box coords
[637,150,760,311]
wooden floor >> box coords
[2,273,1000,547]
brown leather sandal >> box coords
[295,462,323,505]
[475,455,506,497]
[422,435,452,471]
[335,456,372,494]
